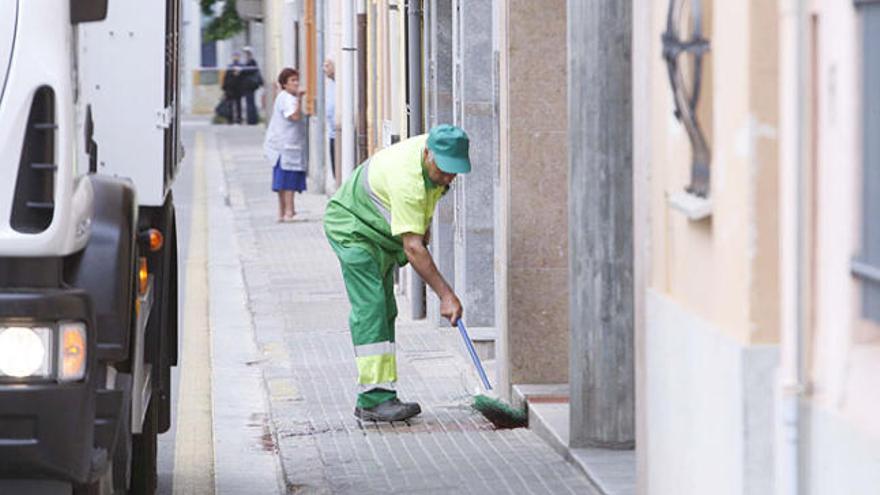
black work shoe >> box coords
[354,398,422,422]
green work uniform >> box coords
[323,134,446,409]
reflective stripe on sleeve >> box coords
[361,160,392,223]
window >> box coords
[852,0,880,322]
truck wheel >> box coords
[130,398,158,495]
[112,377,133,494]
[72,465,115,495]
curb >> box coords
[206,132,287,495]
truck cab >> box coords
[0,0,181,493]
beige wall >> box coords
[647,0,780,345]
[748,0,781,344]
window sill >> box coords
[668,190,712,221]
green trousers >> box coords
[328,239,399,409]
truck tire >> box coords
[72,479,100,495]
[111,374,133,494]
[129,399,158,495]
[72,464,117,495]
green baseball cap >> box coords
[426,124,471,174]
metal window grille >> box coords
[852,0,880,322]
[662,0,711,197]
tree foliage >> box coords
[201,0,246,42]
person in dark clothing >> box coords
[222,52,244,124]
[241,47,263,125]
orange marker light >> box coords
[138,257,149,295]
[148,229,164,252]
[59,322,87,382]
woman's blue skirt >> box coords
[272,163,307,192]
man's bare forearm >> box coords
[402,232,462,324]
[405,243,452,299]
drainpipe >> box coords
[407,0,424,135]
[314,0,326,194]
[407,0,426,319]
[341,0,356,180]
[357,1,369,163]
[778,0,807,493]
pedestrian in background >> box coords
[222,51,243,124]
[241,47,263,125]
[323,58,336,178]
[263,68,307,222]
[323,125,471,422]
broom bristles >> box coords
[472,394,528,429]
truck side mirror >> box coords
[70,0,109,24]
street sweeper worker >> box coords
[323,124,472,423]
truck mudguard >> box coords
[64,175,137,364]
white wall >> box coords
[806,403,880,495]
[646,290,777,495]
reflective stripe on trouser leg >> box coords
[328,241,399,409]
[354,342,397,400]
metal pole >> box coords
[407,0,424,131]
[357,1,368,163]
[341,0,356,180]
[407,0,426,319]
[314,0,326,194]
[425,0,433,126]
[778,0,807,493]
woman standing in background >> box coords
[264,68,307,222]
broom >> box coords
[456,319,528,429]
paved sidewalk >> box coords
[212,126,595,494]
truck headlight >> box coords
[0,327,53,379]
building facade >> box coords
[250,0,880,493]
[634,0,880,492]
[635,0,781,491]
[784,1,880,492]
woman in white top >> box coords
[263,68,307,222]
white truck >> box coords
[0,1,181,493]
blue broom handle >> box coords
[457,320,493,391]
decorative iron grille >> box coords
[662,0,711,198]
